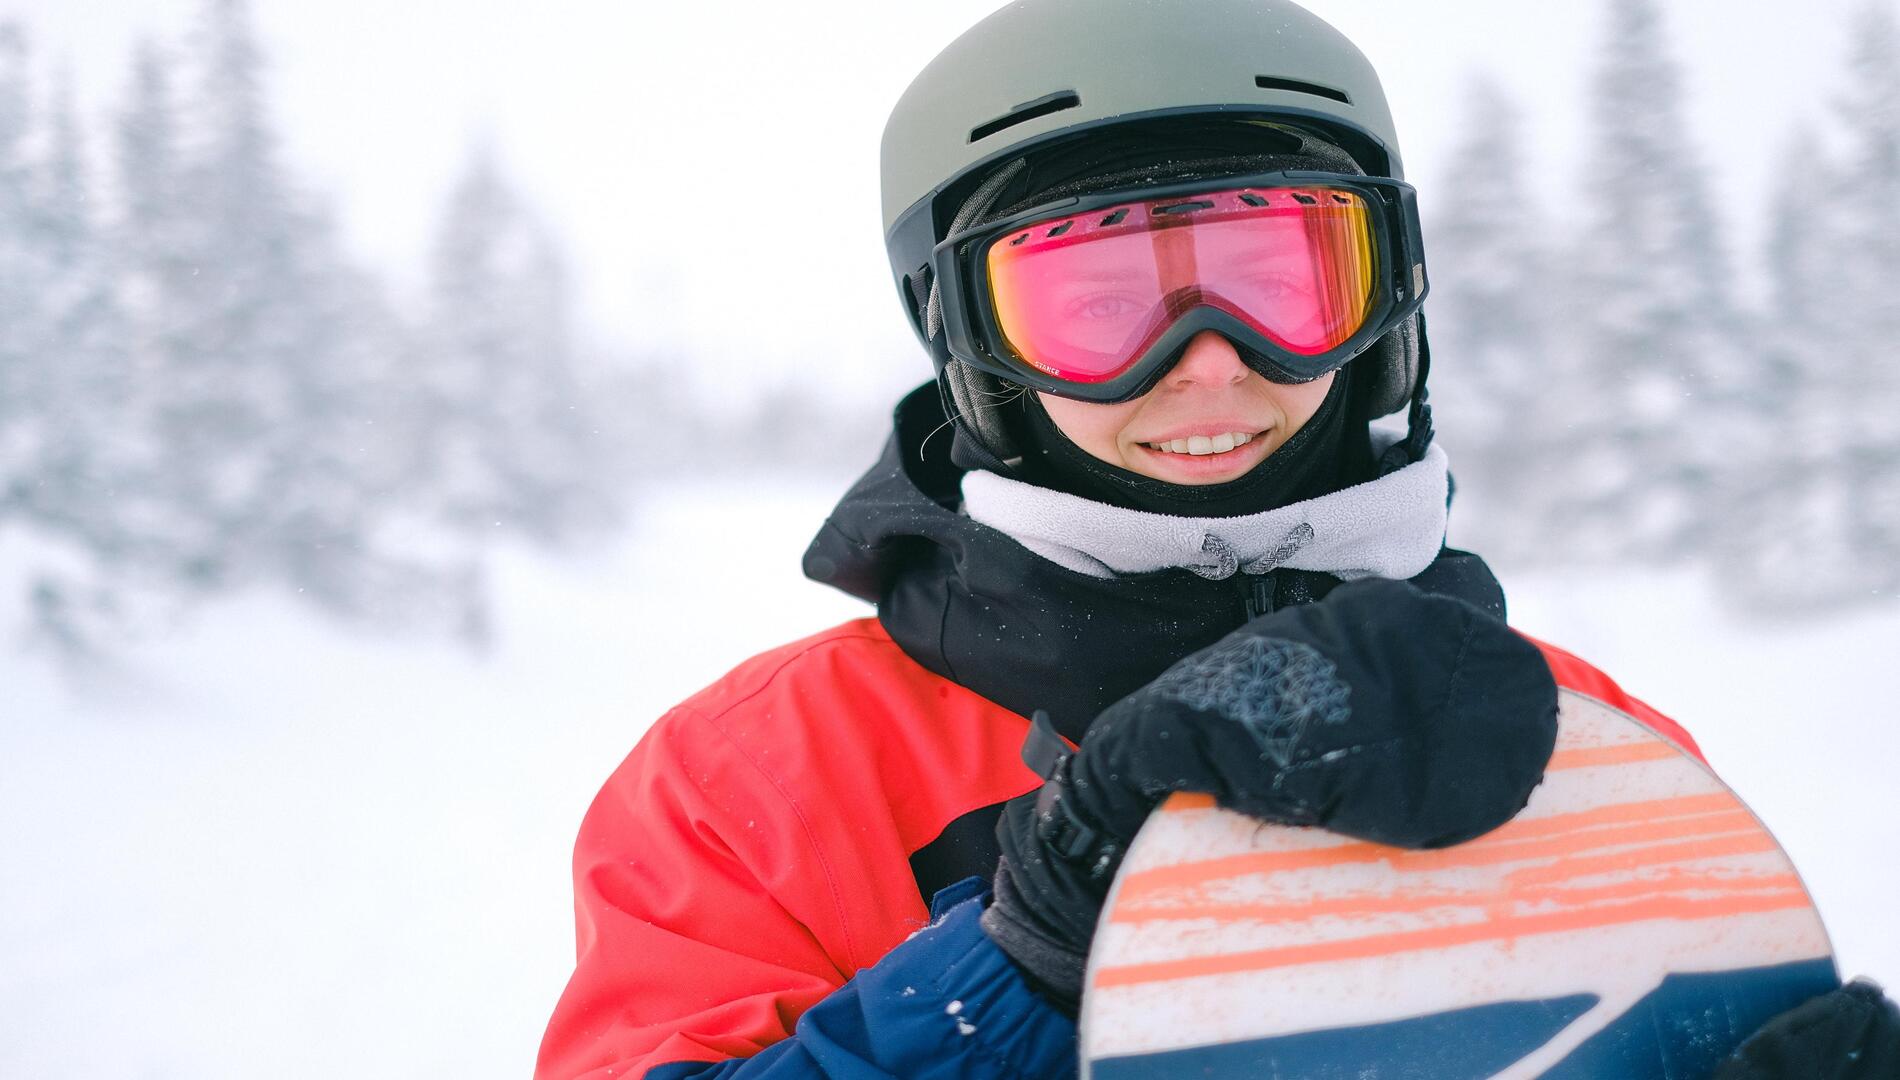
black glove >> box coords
[980,576,1560,1014]
[1715,978,1900,1079]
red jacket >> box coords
[535,616,1697,1078]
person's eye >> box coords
[1247,273,1306,300]
[1065,292,1146,320]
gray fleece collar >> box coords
[960,434,1450,581]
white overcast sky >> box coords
[6,0,1882,404]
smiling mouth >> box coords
[1142,431,1259,457]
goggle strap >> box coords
[1379,313,1435,476]
[928,158,1029,340]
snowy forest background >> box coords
[0,0,885,663]
[0,0,1896,667]
[4,0,1899,1076]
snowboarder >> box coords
[536,1,1899,1076]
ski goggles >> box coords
[931,172,1429,402]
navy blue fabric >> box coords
[647,885,1076,1079]
[1085,961,1844,1079]
[1549,960,1841,1078]
[1091,994,1599,1079]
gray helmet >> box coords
[881,0,1426,432]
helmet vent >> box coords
[1254,75,1352,105]
[970,90,1083,142]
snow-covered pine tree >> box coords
[147,0,298,594]
[1831,0,1900,601]
[116,38,191,370]
[110,36,196,578]
[160,0,452,624]
[1733,3,1900,614]
[1563,0,1749,564]
[423,145,617,551]
[0,31,144,657]
[0,22,40,529]
[31,69,125,525]
[12,69,146,654]
[37,69,84,268]
[25,76,123,541]
[1426,73,1559,568]
[1718,126,1862,610]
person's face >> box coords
[1036,330,1335,485]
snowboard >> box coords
[1079,689,1839,1079]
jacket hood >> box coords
[804,383,1505,742]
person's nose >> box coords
[1162,330,1250,389]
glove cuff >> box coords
[981,864,1088,1017]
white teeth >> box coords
[1147,432,1257,455]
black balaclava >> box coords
[956,118,1381,517]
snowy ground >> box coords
[4,477,1896,1078]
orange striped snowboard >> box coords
[1080,690,1838,1079]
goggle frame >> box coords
[930,170,1430,403]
